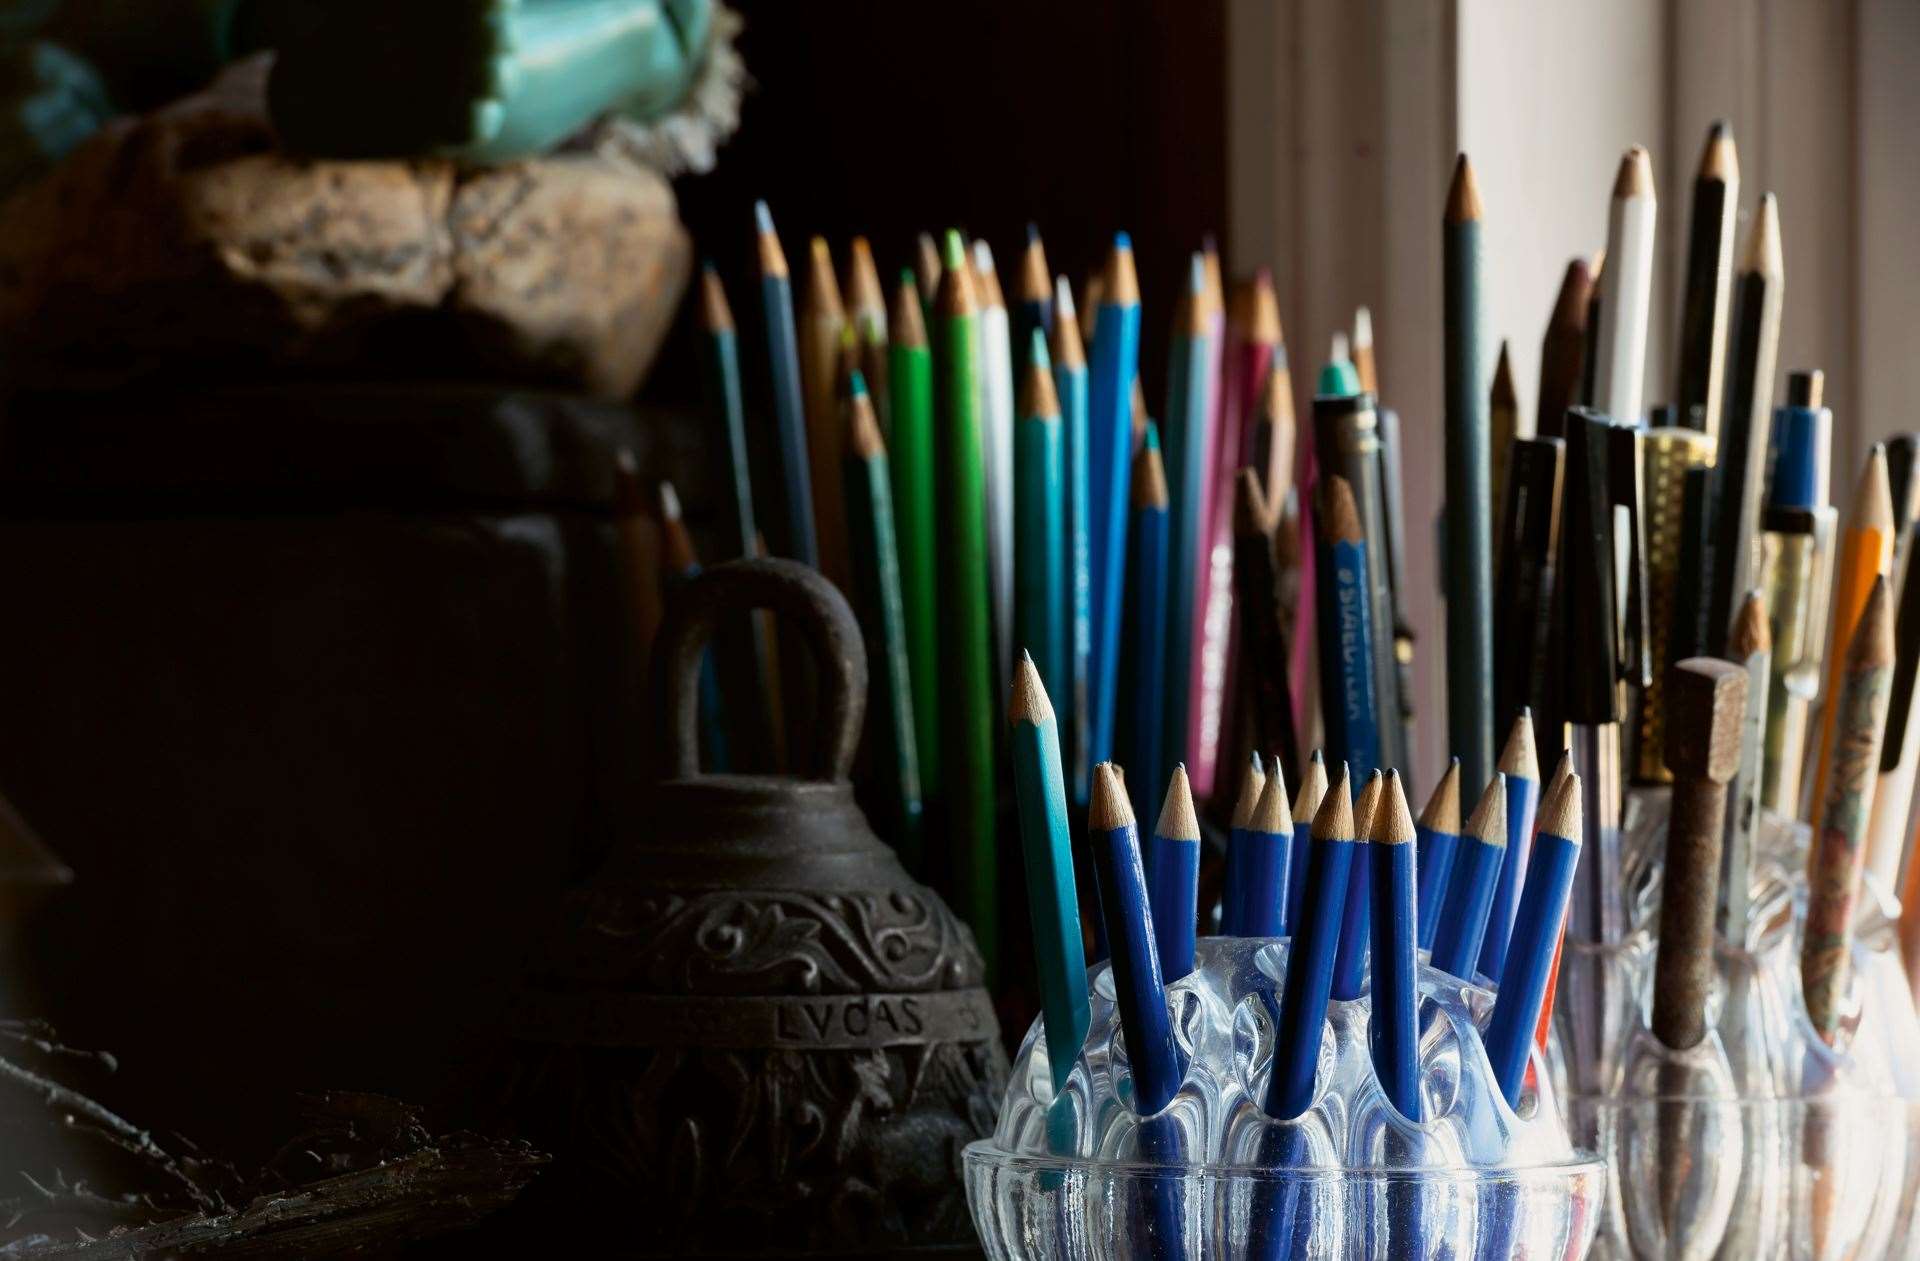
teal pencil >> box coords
[1444,155,1495,793]
[1016,330,1067,706]
[1162,254,1214,790]
[1008,654,1091,1094]
[1053,279,1094,803]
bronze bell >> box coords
[506,558,1006,1255]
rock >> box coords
[0,56,691,399]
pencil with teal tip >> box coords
[888,270,940,797]
[1431,772,1508,980]
[1116,424,1170,817]
[1052,278,1094,802]
[1221,752,1266,935]
[1317,354,1362,399]
[1016,330,1067,704]
[1014,224,1054,371]
[1485,770,1584,1103]
[1162,254,1214,791]
[1088,235,1143,769]
[1370,771,1422,1118]
[1241,756,1294,937]
[1148,765,1202,982]
[1008,654,1090,1094]
[753,200,816,566]
[934,228,998,977]
[1332,770,1384,1000]
[843,373,923,863]
[1285,750,1329,935]
[1414,759,1463,951]
[1479,710,1541,980]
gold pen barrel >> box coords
[1634,429,1716,783]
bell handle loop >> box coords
[654,557,866,782]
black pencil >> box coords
[1674,121,1739,438]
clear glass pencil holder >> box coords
[964,937,1607,1259]
[1562,792,1920,1259]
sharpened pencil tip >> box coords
[1231,753,1267,830]
[1700,120,1739,182]
[1466,773,1509,846]
[1419,759,1462,834]
[1312,763,1355,840]
[753,200,774,234]
[1007,653,1054,726]
[848,370,868,399]
[1352,771,1385,837]
[1320,474,1363,545]
[1252,759,1290,834]
[1729,589,1771,657]
[1743,191,1783,276]
[1090,762,1134,829]
[1446,153,1484,222]
[1156,766,1200,841]
[1499,711,1540,782]
[1294,751,1329,824]
[1539,771,1583,843]
[1113,231,1132,252]
[1613,146,1655,199]
[941,229,967,271]
[1374,772,1416,844]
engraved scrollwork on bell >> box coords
[504,558,1005,1255]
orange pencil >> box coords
[1809,446,1895,818]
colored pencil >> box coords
[1008,655,1090,1094]
[1232,470,1301,785]
[1148,765,1202,982]
[1221,752,1266,936]
[1593,147,1657,426]
[1089,761,1187,1109]
[1537,258,1594,440]
[696,262,773,765]
[1370,772,1421,1120]
[974,240,1016,699]
[1720,592,1772,942]
[1803,576,1896,1041]
[1265,764,1357,1120]
[1333,770,1383,1001]
[1162,256,1214,795]
[1117,425,1171,817]
[1485,771,1583,1105]
[1286,750,1329,937]
[1088,236,1143,770]
[1014,224,1053,370]
[1016,330,1067,706]
[1652,657,1745,1053]
[1351,305,1378,397]
[1486,714,1543,976]
[844,374,923,862]
[1869,521,1920,891]
[1810,448,1895,817]
[889,270,940,797]
[1431,772,1507,981]
[1674,121,1739,438]
[1901,832,1920,1009]
[1414,759,1463,952]
[914,231,941,320]
[753,202,816,566]
[1530,750,1575,1054]
[801,236,849,588]
[654,479,727,773]
[1316,475,1380,786]
[1444,153,1495,793]
[933,229,999,977]
[1053,278,1094,803]
[1244,758,1294,937]
[846,237,890,433]
[1707,192,1784,657]
[1488,340,1523,530]
[1313,395,1397,770]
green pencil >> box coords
[845,372,924,869]
[1008,653,1090,1093]
[1017,330,1067,708]
[935,229,999,978]
[889,269,940,796]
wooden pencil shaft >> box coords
[1089,814,1185,1112]
[1265,803,1354,1119]
[1416,824,1460,952]
[1432,832,1502,980]
[1478,771,1540,982]
[976,260,1016,707]
[1635,429,1718,783]
[1485,821,1582,1105]
[759,262,817,566]
[1707,265,1784,656]
[1811,454,1895,815]
[1595,155,1657,426]
[1147,826,1200,983]
[1493,438,1565,733]
[1652,658,1746,1050]
[1087,243,1143,774]
[1674,138,1738,434]
[889,309,940,796]
[1369,816,1421,1119]
[801,240,849,589]
[1016,357,1067,709]
[1444,196,1496,793]
[1163,294,1215,796]
[1009,693,1089,1094]
[1118,442,1170,812]
[1313,394,1400,769]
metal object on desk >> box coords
[508,558,1006,1256]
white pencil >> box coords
[975,239,1016,694]
[1594,146,1658,426]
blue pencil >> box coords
[1484,771,1584,1103]
[1430,773,1508,980]
[1414,760,1463,951]
[1369,773,1422,1119]
[1088,237,1143,771]
[1013,224,1054,371]
[1008,655,1091,1095]
[1333,771,1384,999]
[1162,254,1214,791]
[752,201,817,566]
[1147,765,1202,981]
[1318,476,1381,1000]
[1015,331,1067,704]
[1284,751,1328,935]
[1116,425,1170,818]
[1221,753,1266,935]
[1052,279,1094,804]
[1239,759,1294,938]
[1479,710,1542,981]
[1087,763,1187,1260]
